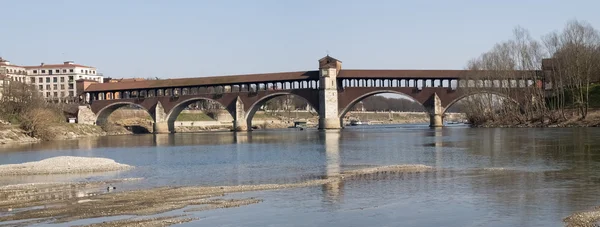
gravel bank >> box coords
[0,156,132,175]
[564,207,600,227]
[0,164,433,225]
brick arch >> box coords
[338,89,427,119]
[443,90,520,114]
[95,101,154,126]
[165,96,235,132]
[244,91,320,128]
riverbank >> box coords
[0,123,132,145]
[472,109,600,128]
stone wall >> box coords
[77,106,96,125]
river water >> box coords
[2,124,600,226]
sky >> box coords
[2,0,600,79]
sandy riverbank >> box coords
[0,156,132,175]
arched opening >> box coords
[340,91,429,127]
[165,98,233,133]
[444,92,518,125]
[245,93,318,130]
[95,102,153,134]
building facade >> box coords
[0,57,103,102]
[24,61,102,101]
[0,58,28,83]
[0,74,8,99]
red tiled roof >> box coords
[84,71,319,92]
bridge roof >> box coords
[84,69,543,92]
[85,70,320,92]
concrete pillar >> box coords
[232,96,248,131]
[153,101,170,134]
[318,56,342,130]
[424,92,444,128]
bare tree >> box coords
[543,20,600,119]
[463,26,547,126]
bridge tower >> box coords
[318,56,342,130]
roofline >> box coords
[83,69,544,92]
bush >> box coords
[20,108,64,140]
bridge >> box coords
[79,56,545,133]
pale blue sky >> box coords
[2,0,600,79]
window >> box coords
[69,91,74,97]
[53,84,57,90]
[53,92,58,97]
[55,69,59,73]
[46,92,50,97]
[61,84,65,89]
[46,77,50,83]
[69,69,74,73]
[63,69,67,73]
[53,77,57,83]
[60,77,65,82]
[38,85,43,90]
[60,92,64,97]
[38,78,43,83]
[30,78,35,83]
[33,70,37,74]
[85,70,88,74]
[46,85,50,90]
[81,69,83,73]
[68,84,74,89]
[42,70,46,73]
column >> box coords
[424,93,444,127]
[153,101,170,134]
[232,96,248,131]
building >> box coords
[0,74,9,99]
[0,58,28,83]
[104,77,146,83]
[24,61,102,102]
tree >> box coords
[463,26,547,125]
[543,20,600,119]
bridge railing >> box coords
[339,78,543,90]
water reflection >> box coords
[2,126,600,226]
[321,130,343,205]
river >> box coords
[1,124,600,226]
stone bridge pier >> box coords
[423,93,444,127]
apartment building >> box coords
[0,74,8,99]
[0,58,28,83]
[0,57,103,102]
[24,61,103,101]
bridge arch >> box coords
[165,97,233,132]
[95,102,154,126]
[443,90,519,115]
[338,90,425,120]
[244,92,319,129]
